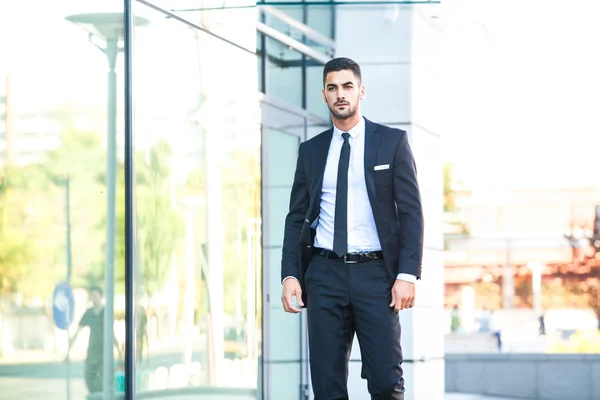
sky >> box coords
[441,0,600,191]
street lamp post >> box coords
[65,12,148,400]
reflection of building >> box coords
[0,1,443,400]
[0,76,74,166]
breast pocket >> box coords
[374,165,392,186]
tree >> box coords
[565,274,600,330]
[0,164,61,299]
[443,161,470,235]
[44,128,108,291]
[443,162,455,213]
[0,162,65,355]
[127,140,184,298]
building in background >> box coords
[0,1,443,400]
[443,162,600,352]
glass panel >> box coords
[306,65,330,120]
[262,125,303,399]
[132,2,261,398]
[0,1,124,399]
[266,5,305,31]
[265,36,304,108]
[306,4,334,39]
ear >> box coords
[322,88,326,103]
[359,85,366,100]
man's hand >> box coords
[281,278,304,313]
[390,280,415,312]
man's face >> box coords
[322,69,365,120]
[90,290,103,306]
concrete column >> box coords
[335,3,444,399]
[502,264,514,309]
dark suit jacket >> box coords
[281,117,424,306]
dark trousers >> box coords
[85,358,103,394]
[305,255,405,400]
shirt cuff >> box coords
[281,276,298,285]
[396,273,417,283]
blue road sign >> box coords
[53,282,75,330]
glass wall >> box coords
[0,1,125,398]
[258,3,334,119]
[0,0,331,399]
[132,1,262,398]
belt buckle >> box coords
[343,254,357,264]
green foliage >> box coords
[443,162,454,213]
[45,129,109,292]
[0,164,63,298]
[0,110,262,338]
[220,150,261,316]
[129,140,185,297]
[0,123,109,302]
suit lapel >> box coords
[364,118,380,205]
[309,128,333,218]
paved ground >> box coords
[446,394,528,400]
[0,357,527,400]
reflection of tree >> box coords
[45,128,107,290]
[220,150,260,317]
[0,166,38,297]
[0,122,110,298]
[131,140,184,298]
[0,163,65,299]
[0,124,105,354]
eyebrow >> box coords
[327,81,354,88]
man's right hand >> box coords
[281,278,304,313]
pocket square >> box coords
[374,164,390,171]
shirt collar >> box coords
[333,115,364,140]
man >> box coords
[68,286,120,394]
[136,305,149,365]
[281,57,424,400]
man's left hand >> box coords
[390,280,415,312]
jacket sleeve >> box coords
[393,132,424,278]
[281,142,310,281]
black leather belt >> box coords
[313,247,384,263]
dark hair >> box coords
[89,285,103,296]
[323,57,362,86]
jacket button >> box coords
[305,219,310,223]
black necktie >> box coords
[333,132,350,257]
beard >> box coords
[327,99,359,120]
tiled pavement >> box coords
[446,393,529,400]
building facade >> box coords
[0,1,442,399]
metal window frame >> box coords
[123,0,136,398]
[260,5,335,50]
[257,22,330,64]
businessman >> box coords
[281,57,424,400]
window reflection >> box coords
[0,1,125,399]
[133,3,261,395]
